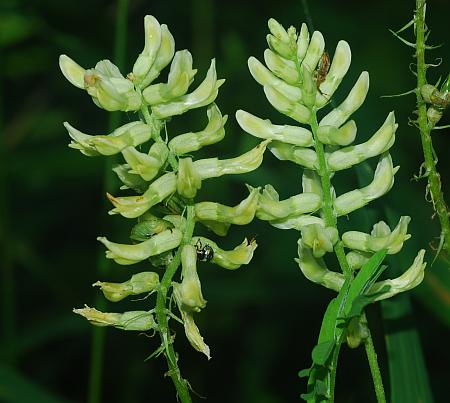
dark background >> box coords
[1,0,450,402]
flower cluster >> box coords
[60,15,262,359]
[237,18,426,308]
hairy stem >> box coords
[415,0,450,254]
[309,112,351,278]
[364,322,387,403]
[140,105,179,170]
[155,205,195,403]
[328,338,343,403]
[310,110,389,403]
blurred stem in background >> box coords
[0,47,16,367]
[87,1,128,402]
[192,0,214,68]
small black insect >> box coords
[195,239,214,262]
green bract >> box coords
[61,15,265,376]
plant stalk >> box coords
[415,0,450,254]
[364,323,387,403]
[309,112,351,278]
[155,205,196,403]
[310,109,387,403]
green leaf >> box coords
[311,340,335,366]
[345,286,390,320]
[343,250,387,315]
[382,293,434,403]
[298,367,312,378]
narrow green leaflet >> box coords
[300,249,387,402]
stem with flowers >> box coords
[59,14,263,401]
[236,17,427,402]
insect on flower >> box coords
[195,239,214,262]
[316,51,330,94]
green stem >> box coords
[140,105,179,170]
[328,339,343,403]
[364,323,387,403]
[155,205,195,403]
[309,112,351,278]
[415,0,450,254]
[88,1,128,402]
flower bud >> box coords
[83,60,142,111]
[319,71,369,128]
[267,18,290,43]
[301,64,317,108]
[197,220,230,236]
[267,33,295,60]
[173,245,207,312]
[268,141,318,170]
[427,106,443,126]
[169,104,227,154]
[346,250,371,271]
[93,272,159,302]
[59,54,85,89]
[334,153,399,216]
[296,23,310,62]
[248,57,302,102]
[108,172,177,218]
[64,121,152,156]
[193,140,269,180]
[132,15,162,85]
[122,142,168,181]
[73,306,156,331]
[302,169,323,196]
[327,111,397,171]
[315,41,351,108]
[98,228,182,265]
[142,50,197,104]
[269,214,324,231]
[264,85,311,124]
[263,49,299,85]
[172,245,210,358]
[175,304,210,359]
[421,84,440,104]
[151,59,224,119]
[139,24,176,89]
[112,164,148,193]
[317,120,357,146]
[195,187,260,225]
[236,109,313,146]
[177,157,202,199]
[370,250,426,301]
[302,31,325,72]
[255,184,321,221]
[300,224,338,258]
[342,216,411,254]
[130,214,174,241]
[296,240,344,291]
[346,316,369,349]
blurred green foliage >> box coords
[0,0,449,402]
